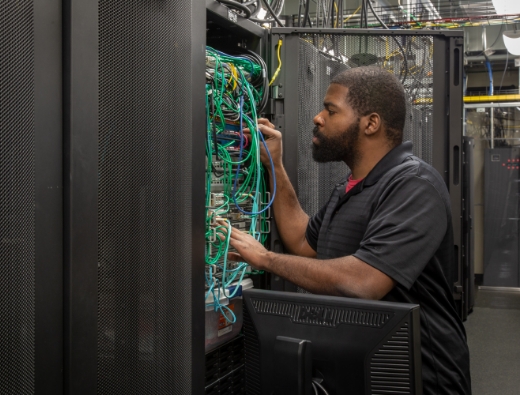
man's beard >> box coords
[311,120,361,166]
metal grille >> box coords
[205,336,245,394]
[369,322,413,395]
[0,1,36,394]
[296,33,434,216]
[251,298,391,328]
[243,306,261,395]
[98,1,193,394]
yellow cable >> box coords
[233,65,238,89]
[227,64,238,90]
[334,2,338,27]
[227,65,234,87]
[269,39,283,86]
[344,5,361,23]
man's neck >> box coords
[349,142,394,180]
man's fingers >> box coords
[258,123,281,139]
[227,252,243,262]
[258,118,275,129]
[241,118,280,140]
[213,221,249,242]
[215,218,228,229]
[243,117,273,133]
[229,226,253,241]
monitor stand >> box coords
[273,336,313,395]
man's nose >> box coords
[313,112,324,126]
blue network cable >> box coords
[231,98,277,216]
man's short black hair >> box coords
[330,66,406,147]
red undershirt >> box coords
[346,175,363,193]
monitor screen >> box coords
[243,289,422,395]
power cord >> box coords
[217,0,252,18]
[249,0,286,26]
[262,0,285,27]
[367,0,409,84]
[312,378,330,395]
[302,0,312,27]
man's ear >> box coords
[363,113,382,137]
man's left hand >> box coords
[220,223,271,270]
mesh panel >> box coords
[296,34,434,216]
[369,322,414,394]
[0,2,36,394]
[98,1,193,394]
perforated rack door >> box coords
[1,1,62,392]
[66,1,206,394]
[1,2,36,393]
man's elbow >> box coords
[336,276,396,300]
[287,238,317,258]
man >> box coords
[226,66,471,394]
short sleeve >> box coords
[353,175,448,290]
[305,204,328,252]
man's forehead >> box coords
[323,84,350,105]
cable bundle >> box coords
[205,47,275,322]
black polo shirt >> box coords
[306,141,471,395]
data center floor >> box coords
[464,288,520,395]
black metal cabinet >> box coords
[64,1,206,394]
[3,1,215,394]
[484,147,520,287]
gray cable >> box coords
[321,0,330,27]
[367,0,387,28]
[367,0,409,84]
[498,50,509,93]
[262,0,284,26]
[249,0,285,25]
[302,0,312,27]
[312,379,330,395]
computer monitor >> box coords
[242,289,422,395]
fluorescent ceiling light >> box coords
[492,0,520,15]
[503,31,520,56]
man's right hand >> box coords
[246,118,282,170]
[245,119,315,258]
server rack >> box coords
[204,4,266,393]
[269,27,465,316]
[484,147,520,287]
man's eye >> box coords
[328,110,335,115]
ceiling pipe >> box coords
[466,54,514,62]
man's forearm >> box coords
[261,251,394,300]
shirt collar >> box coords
[363,141,414,187]
[334,141,414,198]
